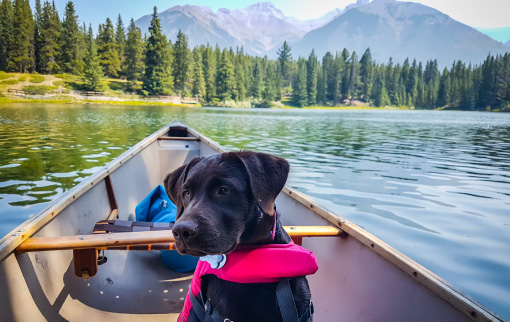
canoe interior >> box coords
[0,122,502,322]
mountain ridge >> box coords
[134,1,509,66]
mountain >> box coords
[476,27,510,47]
[289,0,509,67]
[135,2,339,56]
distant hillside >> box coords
[289,0,509,67]
[476,27,510,47]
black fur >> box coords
[164,151,311,322]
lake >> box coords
[0,104,509,319]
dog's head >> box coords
[164,151,289,256]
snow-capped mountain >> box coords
[135,2,339,55]
[134,1,509,66]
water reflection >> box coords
[0,104,509,319]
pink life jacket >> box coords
[178,242,318,322]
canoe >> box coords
[0,121,503,322]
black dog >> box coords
[164,151,312,322]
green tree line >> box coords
[0,0,509,109]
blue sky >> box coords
[34,0,510,30]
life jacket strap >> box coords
[277,277,299,322]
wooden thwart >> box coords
[16,226,343,253]
[157,137,200,141]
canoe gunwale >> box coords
[0,121,504,321]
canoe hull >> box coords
[0,122,503,322]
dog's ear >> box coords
[235,151,290,215]
[164,156,203,217]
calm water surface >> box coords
[0,104,509,319]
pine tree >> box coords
[9,0,34,72]
[320,53,335,104]
[406,59,418,103]
[277,41,292,88]
[250,58,264,100]
[340,48,350,99]
[39,1,61,74]
[142,7,173,95]
[172,30,192,96]
[124,18,144,91]
[0,0,14,71]
[372,72,390,107]
[82,25,105,91]
[97,18,121,78]
[202,45,216,102]
[191,48,206,100]
[33,0,43,73]
[306,50,318,105]
[216,49,235,101]
[360,48,373,101]
[262,62,277,106]
[60,1,81,73]
[115,14,126,75]
[346,51,360,102]
[292,58,308,107]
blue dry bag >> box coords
[135,185,198,272]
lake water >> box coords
[0,104,509,319]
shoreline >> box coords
[1,95,508,112]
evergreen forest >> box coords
[0,0,509,110]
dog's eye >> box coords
[218,187,232,195]
[183,189,190,198]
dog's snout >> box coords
[172,220,198,241]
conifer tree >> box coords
[60,1,81,73]
[115,14,126,75]
[250,59,264,100]
[33,0,43,73]
[39,0,61,74]
[202,45,216,102]
[9,0,34,72]
[306,50,318,105]
[292,58,308,107]
[125,18,144,91]
[216,49,235,101]
[191,48,206,100]
[82,25,105,91]
[0,0,14,70]
[340,48,350,99]
[346,51,360,101]
[172,30,192,96]
[322,52,336,102]
[97,18,121,78]
[277,41,292,87]
[262,62,277,106]
[360,48,373,101]
[372,72,390,107]
[142,7,173,95]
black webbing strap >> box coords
[189,279,305,322]
[189,291,206,322]
[276,277,299,322]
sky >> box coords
[36,0,510,30]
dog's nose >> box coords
[172,220,198,242]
